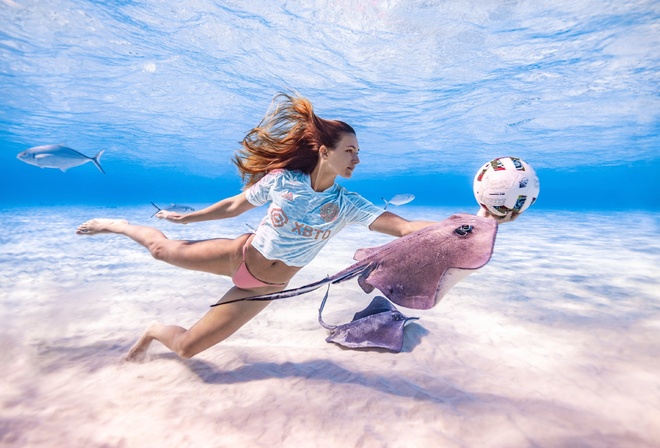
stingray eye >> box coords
[454,225,473,237]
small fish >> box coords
[17,144,105,173]
[382,194,415,210]
[150,202,195,217]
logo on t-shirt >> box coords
[270,207,288,227]
[320,202,339,222]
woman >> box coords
[77,93,490,361]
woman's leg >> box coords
[125,285,284,361]
[77,219,248,276]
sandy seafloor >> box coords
[0,205,658,448]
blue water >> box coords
[1,3,660,446]
[1,0,658,209]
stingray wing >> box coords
[355,213,497,309]
[322,295,419,352]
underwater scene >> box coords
[1,1,659,447]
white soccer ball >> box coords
[473,157,540,217]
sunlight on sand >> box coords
[1,206,658,447]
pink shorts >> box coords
[232,243,286,290]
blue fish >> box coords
[17,144,105,173]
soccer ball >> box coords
[473,157,540,217]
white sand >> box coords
[1,205,659,447]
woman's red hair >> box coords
[233,93,355,188]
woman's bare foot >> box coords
[124,321,160,362]
[76,219,129,235]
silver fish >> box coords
[382,194,415,210]
[150,202,195,217]
[17,144,105,173]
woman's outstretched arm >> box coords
[368,212,435,237]
[157,191,256,224]
[369,206,518,237]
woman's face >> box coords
[326,133,360,178]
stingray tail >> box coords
[317,285,336,330]
[91,149,106,174]
[210,263,373,307]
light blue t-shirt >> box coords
[245,169,385,267]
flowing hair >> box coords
[233,93,355,188]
